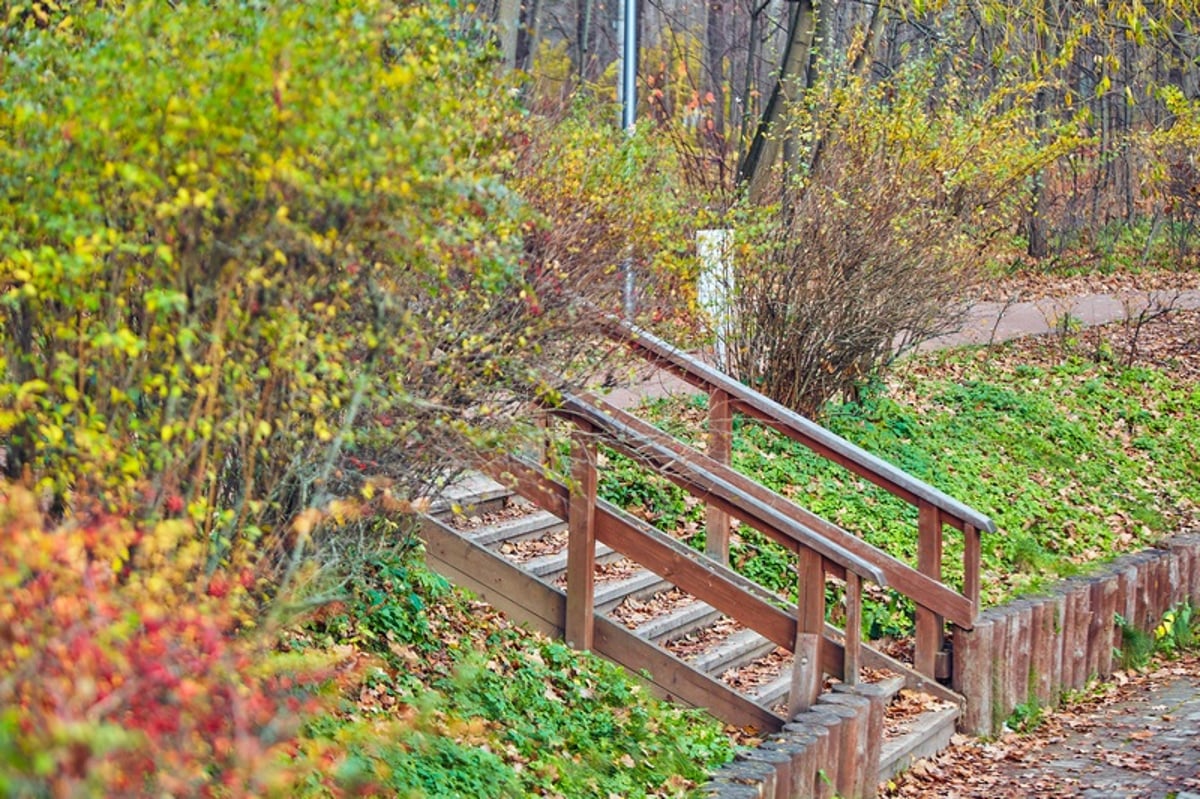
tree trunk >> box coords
[705,0,727,140]
[1026,83,1051,259]
[736,0,816,200]
[496,0,521,70]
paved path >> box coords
[999,664,1200,798]
[602,287,1200,409]
[919,288,1200,351]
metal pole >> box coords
[621,0,637,132]
[620,0,637,318]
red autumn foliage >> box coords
[0,486,349,797]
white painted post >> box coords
[697,228,733,368]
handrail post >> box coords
[788,548,825,717]
[963,521,981,613]
[706,388,732,564]
[915,501,944,678]
[844,571,862,686]
[566,424,598,651]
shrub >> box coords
[0,0,580,566]
[721,60,1059,416]
[0,486,352,797]
[510,101,708,331]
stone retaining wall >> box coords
[953,533,1200,736]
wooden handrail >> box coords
[567,391,976,628]
[601,316,997,535]
[555,392,889,588]
[476,451,850,679]
[473,314,995,690]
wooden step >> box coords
[747,667,793,710]
[430,472,513,517]
[522,541,621,580]
[469,509,564,547]
[689,626,778,676]
[632,598,723,644]
[878,704,960,782]
[594,568,671,613]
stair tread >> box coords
[470,509,565,546]
[879,704,960,781]
[429,472,511,514]
[688,626,777,675]
[594,568,670,610]
[522,542,617,577]
[630,597,721,642]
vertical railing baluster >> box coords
[844,571,862,686]
[706,388,732,564]
[565,424,597,650]
[915,501,944,678]
[789,548,825,717]
[963,521,981,614]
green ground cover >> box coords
[290,549,735,798]
[604,338,1200,625]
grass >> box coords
[289,548,735,797]
[626,339,1200,615]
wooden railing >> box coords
[475,318,995,715]
[601,318,997,679]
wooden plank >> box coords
[1005,600,1032,711]
[562,393,888,586]
[818,702,860,799]
[819,693,871,799]
[422,515,784,732]
[565,430,597,651]
[706,388,732,564]
[989,611,1011,734]
[1027,599,1047,706]
[1135,552,1154,628]
[1116,559,1138,635]
[1069,583,1092,689]
[598,500,850,680]
[1047,591,1066,705]
[420,516,565,637]
[595,502,797,649]
[786,711,841,799]
[1030,598,1055,706]
[844,572,862,686]
[1167,551,1183,608]
[1057,584,1077,693]
[477,452,568,518]
[1153,553,1171,624]
[1166,536,1200,607]
[833,682,887,796]
[963,522,981,614]
[761,737,813,799]
[789,549,826,717]
[1096,574,1118,679]
[915,501,944,679]
[601,315,996,533]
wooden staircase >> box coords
[424,477,962,786]
[419,318,997,794]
